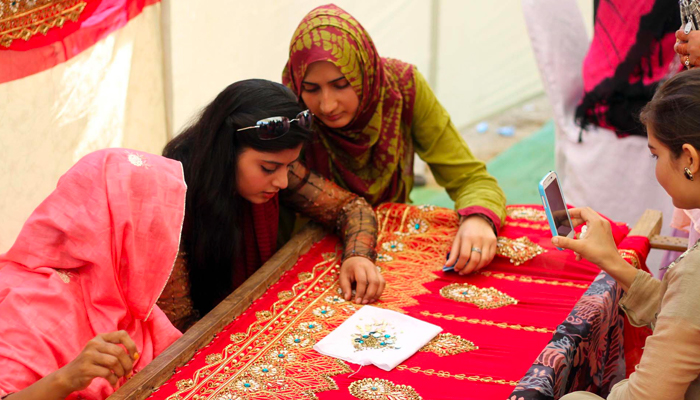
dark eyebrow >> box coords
[301,76,346,85]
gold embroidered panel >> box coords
[0,0,87,47]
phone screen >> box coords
[544,177,573,236]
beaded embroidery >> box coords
[506,207,547,221]
[348,378,422,400]
[382,240,404,252]
[420,333,478,356]
[496,236,546,265]
[440,283,518,309]
[406,218,429,234]
[351,320,399,351]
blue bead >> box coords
[294,338,300,343]
[244,383,251,388]
[415,224,420,229]
[262,368,269,372]
[371,387,378,391]
[380,342,386,346]
[278,353,285,358]
[321,310,327,314]
[308,324,315,328]
[385,334,391,338]
[362,335,369,338]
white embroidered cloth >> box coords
[313,305,442,371]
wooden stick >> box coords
[107,223,326,400]
[628,209,663,238]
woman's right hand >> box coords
[54,331,138,395]
[550,207,620,269]
[675,28,700,68]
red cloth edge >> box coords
[0,0,160,84]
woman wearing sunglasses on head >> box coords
[158,79,382,331]
[282,4,506,276]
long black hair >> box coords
[163,79,309,314]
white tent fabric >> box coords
[0,4,168,252]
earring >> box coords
[685,167,694,181]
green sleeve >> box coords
[410,69,506,228]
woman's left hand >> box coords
[447,215,497,275]
[339,256,386,304]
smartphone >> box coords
[538,171,574,250]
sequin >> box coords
[376,253,394,262]
[382,240,404,252]
[313,306,336,318]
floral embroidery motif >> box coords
[233,377,261,393]
[417,204,436,212]
[277,290,294,300]
[230,332,247,343]
[376,253,394,262]
[255,310,272,322]
[506,207,547,221]
[298,321,323,333]
[267,348,297,364]
[205,353,223,364]
[125,151,150,168]
[175,379,194,391]
[382,240,404,252]
[406,218,429,234]
[298,271,313,281]
[497,236,546,266]
[348,378,422,400]
[313,305,336,318]
[324,295,346,304]
[249,363,283,381]
[352,320,399,351]
[55,269,72,283]
[420,333,478,356]
[284,332,312,348]
[440,283,518,309]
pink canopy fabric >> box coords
[0,148,185,399]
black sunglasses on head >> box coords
[236,110,313,140]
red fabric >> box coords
[0,0,160,84]
[147,204,635,400]
[239,196,280,288]
[282,5,417,206]
[617,236,654,378]
[0,149,184,399]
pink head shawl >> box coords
[0,149,185,399]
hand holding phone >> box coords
[538,172,575,250]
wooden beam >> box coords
[650,235,688,252]
[628,209,663,238]
[107,223,327,400]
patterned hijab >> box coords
[283,4,417,205]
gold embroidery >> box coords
[175,379,194,391]
[352,320,398,351]
[406,218,429,234]
[376,253,394,262]
[420,311,555,333]
[497,236,546,265]
[618,249,641,269]
[480,271,589,289]
[0,0,87,47]
[439,283,518,309]
[417,204,436,212]
[506,207,547,221]
[230,332,246,343]
[506,221,549,231]
[277,290,294,300]
[205,353,223,364]
[420,333,477,356]
[382,240,404,252]
[255,310,272,322]
[297,271,313,281]
[395,365,518,387]
[312,305,336,318]
[55,269,72,283]
[348,378,422,400]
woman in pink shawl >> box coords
[0,148,185,399]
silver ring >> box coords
[686,56,691,67]
[471,247,482,254]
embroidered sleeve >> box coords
[157,252,199,332]
[281,162,378,262]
